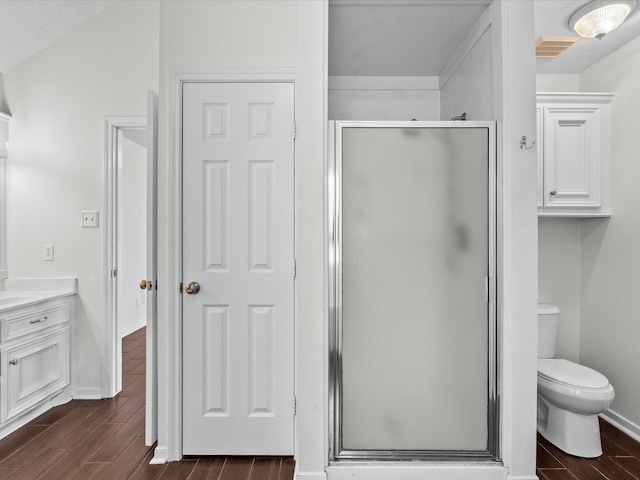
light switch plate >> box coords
[81,210,99,228]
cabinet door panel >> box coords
[543,107,601,208]
[2,328,70,422]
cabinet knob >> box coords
[550,190,557,196]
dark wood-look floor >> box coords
[538,419,640,480]
[0,327,295,480]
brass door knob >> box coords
[185,281,200,295]
[140,280,148,290]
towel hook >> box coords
[520,135,536,151]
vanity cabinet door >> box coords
[1,327,70,422]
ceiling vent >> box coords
[536,37,580,57]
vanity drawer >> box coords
[2,302,70,342]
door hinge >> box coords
[293,259,297,278]
[111,269,117,278]
[293,396,297,416]
[293,121,297,140]
[179,282,183,294]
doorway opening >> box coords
[104,91,158,447]
[104,116,147,398]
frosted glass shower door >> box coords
[335,123,496,457]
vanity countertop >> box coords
[0,278,77,312]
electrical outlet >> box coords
[43,244,54,261]
[81,210,99,228]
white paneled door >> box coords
[182,82,295,455]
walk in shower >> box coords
[328,121,498,461]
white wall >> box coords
[537,218,581,361]
[440,17,493,121]
[155,1,326,474]
[328,77,440,120]
[536,74,580,93]
[578,35,640,429]
[2,0,159,397]
[0,74,8,114]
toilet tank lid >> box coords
[538,303,560,315]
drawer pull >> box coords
[9,359,18,366]
[30,316,48,324]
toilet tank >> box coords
[538,303,560,359]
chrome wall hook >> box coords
[520,135,536,151]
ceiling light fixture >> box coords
[569,0,637,39]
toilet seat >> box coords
[538,358,609,389]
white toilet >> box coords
[537,303,615,458]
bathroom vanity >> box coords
[0,278,76,438]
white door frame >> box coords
[161,68,298,462]
[104,116,147,398]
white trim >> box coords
[330,0,491,5]
[329,76,439,91]
[325,465,508,479]
[103,116,147,399]
[601,410,640,443]
[536,92,615,104]
[167,68,299,462]
[72,386,103,400]
[296,474,328,480]
[150,446,169,464]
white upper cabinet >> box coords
[537,93,613,217]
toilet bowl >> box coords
[537,304,615,458]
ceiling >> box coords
[0,0,111,74]
[1,0,640,76]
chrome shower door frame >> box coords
[327,120,499,462]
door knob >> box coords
[140,280,148,290]
[185,281,200,295]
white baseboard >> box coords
[506,475,538,480]
[601,409,640,442]
[151,446,169,464]
[325,465,508,480]
[72,386,103,400]
[295,473,327,480]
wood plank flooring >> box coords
[0,327,295,480]
[538,419,640,480]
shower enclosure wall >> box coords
[328,121,498,461]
